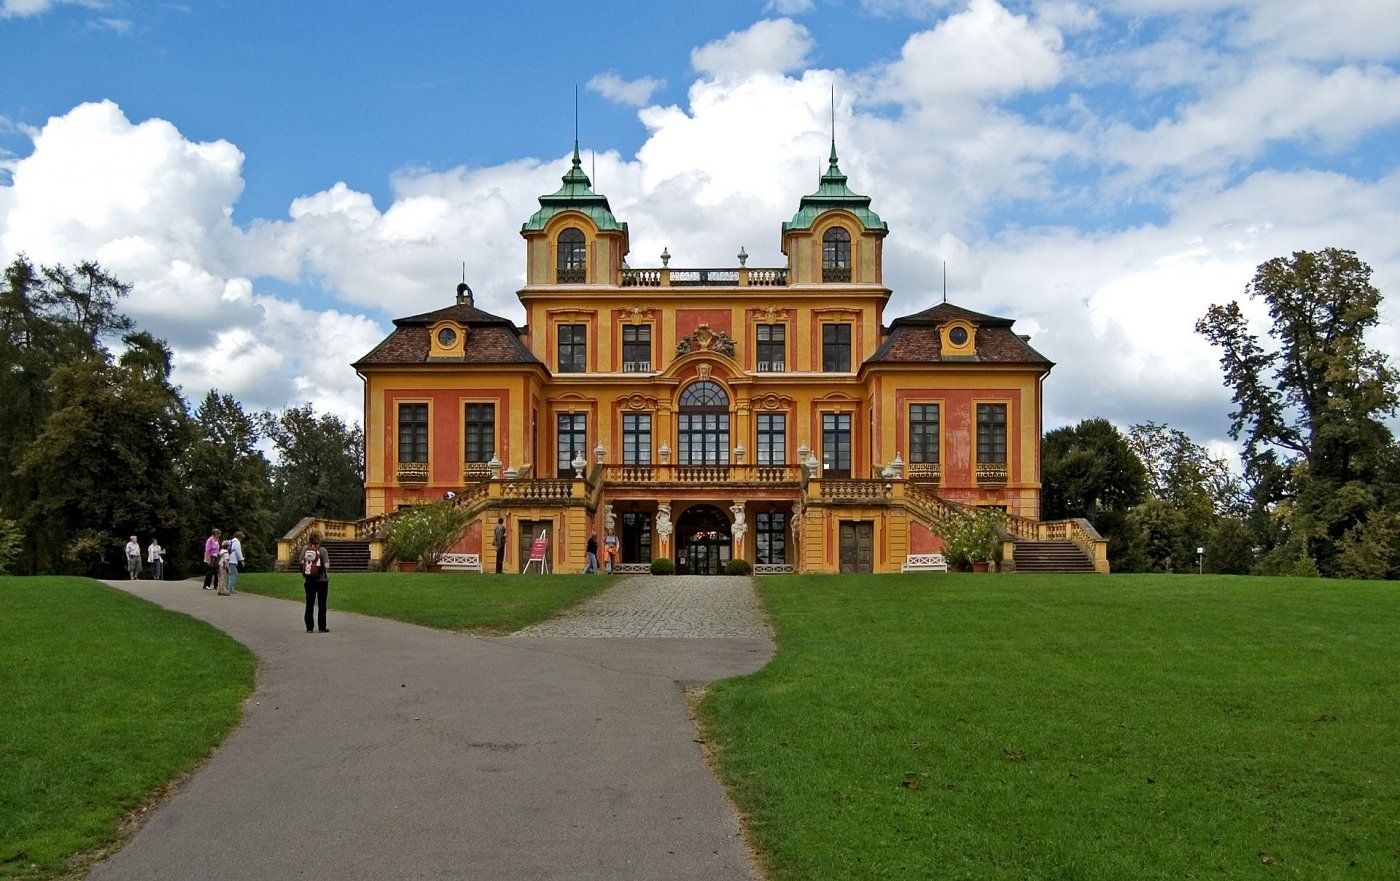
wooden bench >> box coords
[901,553,949,573]
[438,553,483,573]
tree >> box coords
[182,391,276,571]
[1197,249,1399,576]
[17,349,191,575]
[1041,418,1148,571]
[264,405,365,540]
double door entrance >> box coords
[676,504,732,575]
[838,521,873,573]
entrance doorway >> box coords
[676,504,732,575]
[839,521,873,573]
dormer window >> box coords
[822,228,851,282]
[557,227,586,283]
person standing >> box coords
[202,528,222,590]
[124,536,142,580]
[147,537,164,580]
[493,517,507,574]
[301,529,331,632]
[585,533,599,574]
[604,532,619,574]
[227,530,245,594]
[215,541,231,595]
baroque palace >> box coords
[283,143,1108,575]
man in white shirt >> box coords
[227,530,246,594]
[124,536,141,580]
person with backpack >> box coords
[301,529,331,632]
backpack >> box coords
[301,545,323,578]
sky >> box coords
[2,0,1398,460]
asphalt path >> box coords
[88,577,773,881]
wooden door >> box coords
[839,521,874,573]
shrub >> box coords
[650,557,675,575]
[936,509,1004,568]
[384,501,473,566]
[0,517,20,574]
[724,559,753,575]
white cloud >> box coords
[0,0,99,18]
[879,0,1066,103]
[691,18,815,78]
[587,72,666,107]
[766,0,814,15]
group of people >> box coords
[201,528,247,596]
[123,536,166,580]
[584,532,620,574]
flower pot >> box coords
[971,561,990,573]
[396,560,419,573]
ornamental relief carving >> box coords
[622,304,654,322]
[752,304,784,321]
[616,393,659,411]
[750,393,794,411]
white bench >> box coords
[438,553,483,573]
[901,553,949,573]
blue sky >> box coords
[2,0,1398,454]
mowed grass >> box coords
[0,577,255,880]
[699,574,1400,881]
[233,571,614,634]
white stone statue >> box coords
[730,503,747,546]
[603,503,616,534]
[656,504,673,541]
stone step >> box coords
[322,540,371,572]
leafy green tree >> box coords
[1203,517,1256,575]
[1197,249,1398,576]
[182,391,276,570]
[1126,499,1192,573]
[264,405,365,540]
[1042,418,1148,570]
[17,345,192,575]
[0,258,134,542]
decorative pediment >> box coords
[750,393,795,411]
[616,393,659,410]
[752,304,784,321]
[675,324,736,357]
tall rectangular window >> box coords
[557,324,586,374]
[464,403,495,463]
[756,324,785,372]
[622,325,652,372]
[822,412,852,478]
[756,511,787,565]
[756,413,786,465]
[909,404,939,464]
[557,413,587,476]
[622,414,652,465]
[397,403,427,463]
[977,404,1008,463]
[822,324,852,372]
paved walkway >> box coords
[89,576,773,881]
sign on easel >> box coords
[523,530,550,574]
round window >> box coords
[437,327,458,347]
[949,326,969,346]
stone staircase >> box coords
[1011,540,1095,573]
[322,540,372,572]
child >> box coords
[216,540,231,595]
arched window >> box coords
[557,228,586,283]
[822,227,851,282]
[678,381,730,465]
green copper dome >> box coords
[783,142,887,233]
[521,143,626,233]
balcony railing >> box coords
[620,267,788,288]
[976,462,1009,484]
[907,462,941,483]
[755,361,786,372]
[602,463,802,485]
[397,461,428,484]
[622,361,652,373]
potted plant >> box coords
[385,501,473,572]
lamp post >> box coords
[1197,546,1205,575]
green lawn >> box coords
[0,577,255,880]
[233,571,614,634]
[699,574,1400,881]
